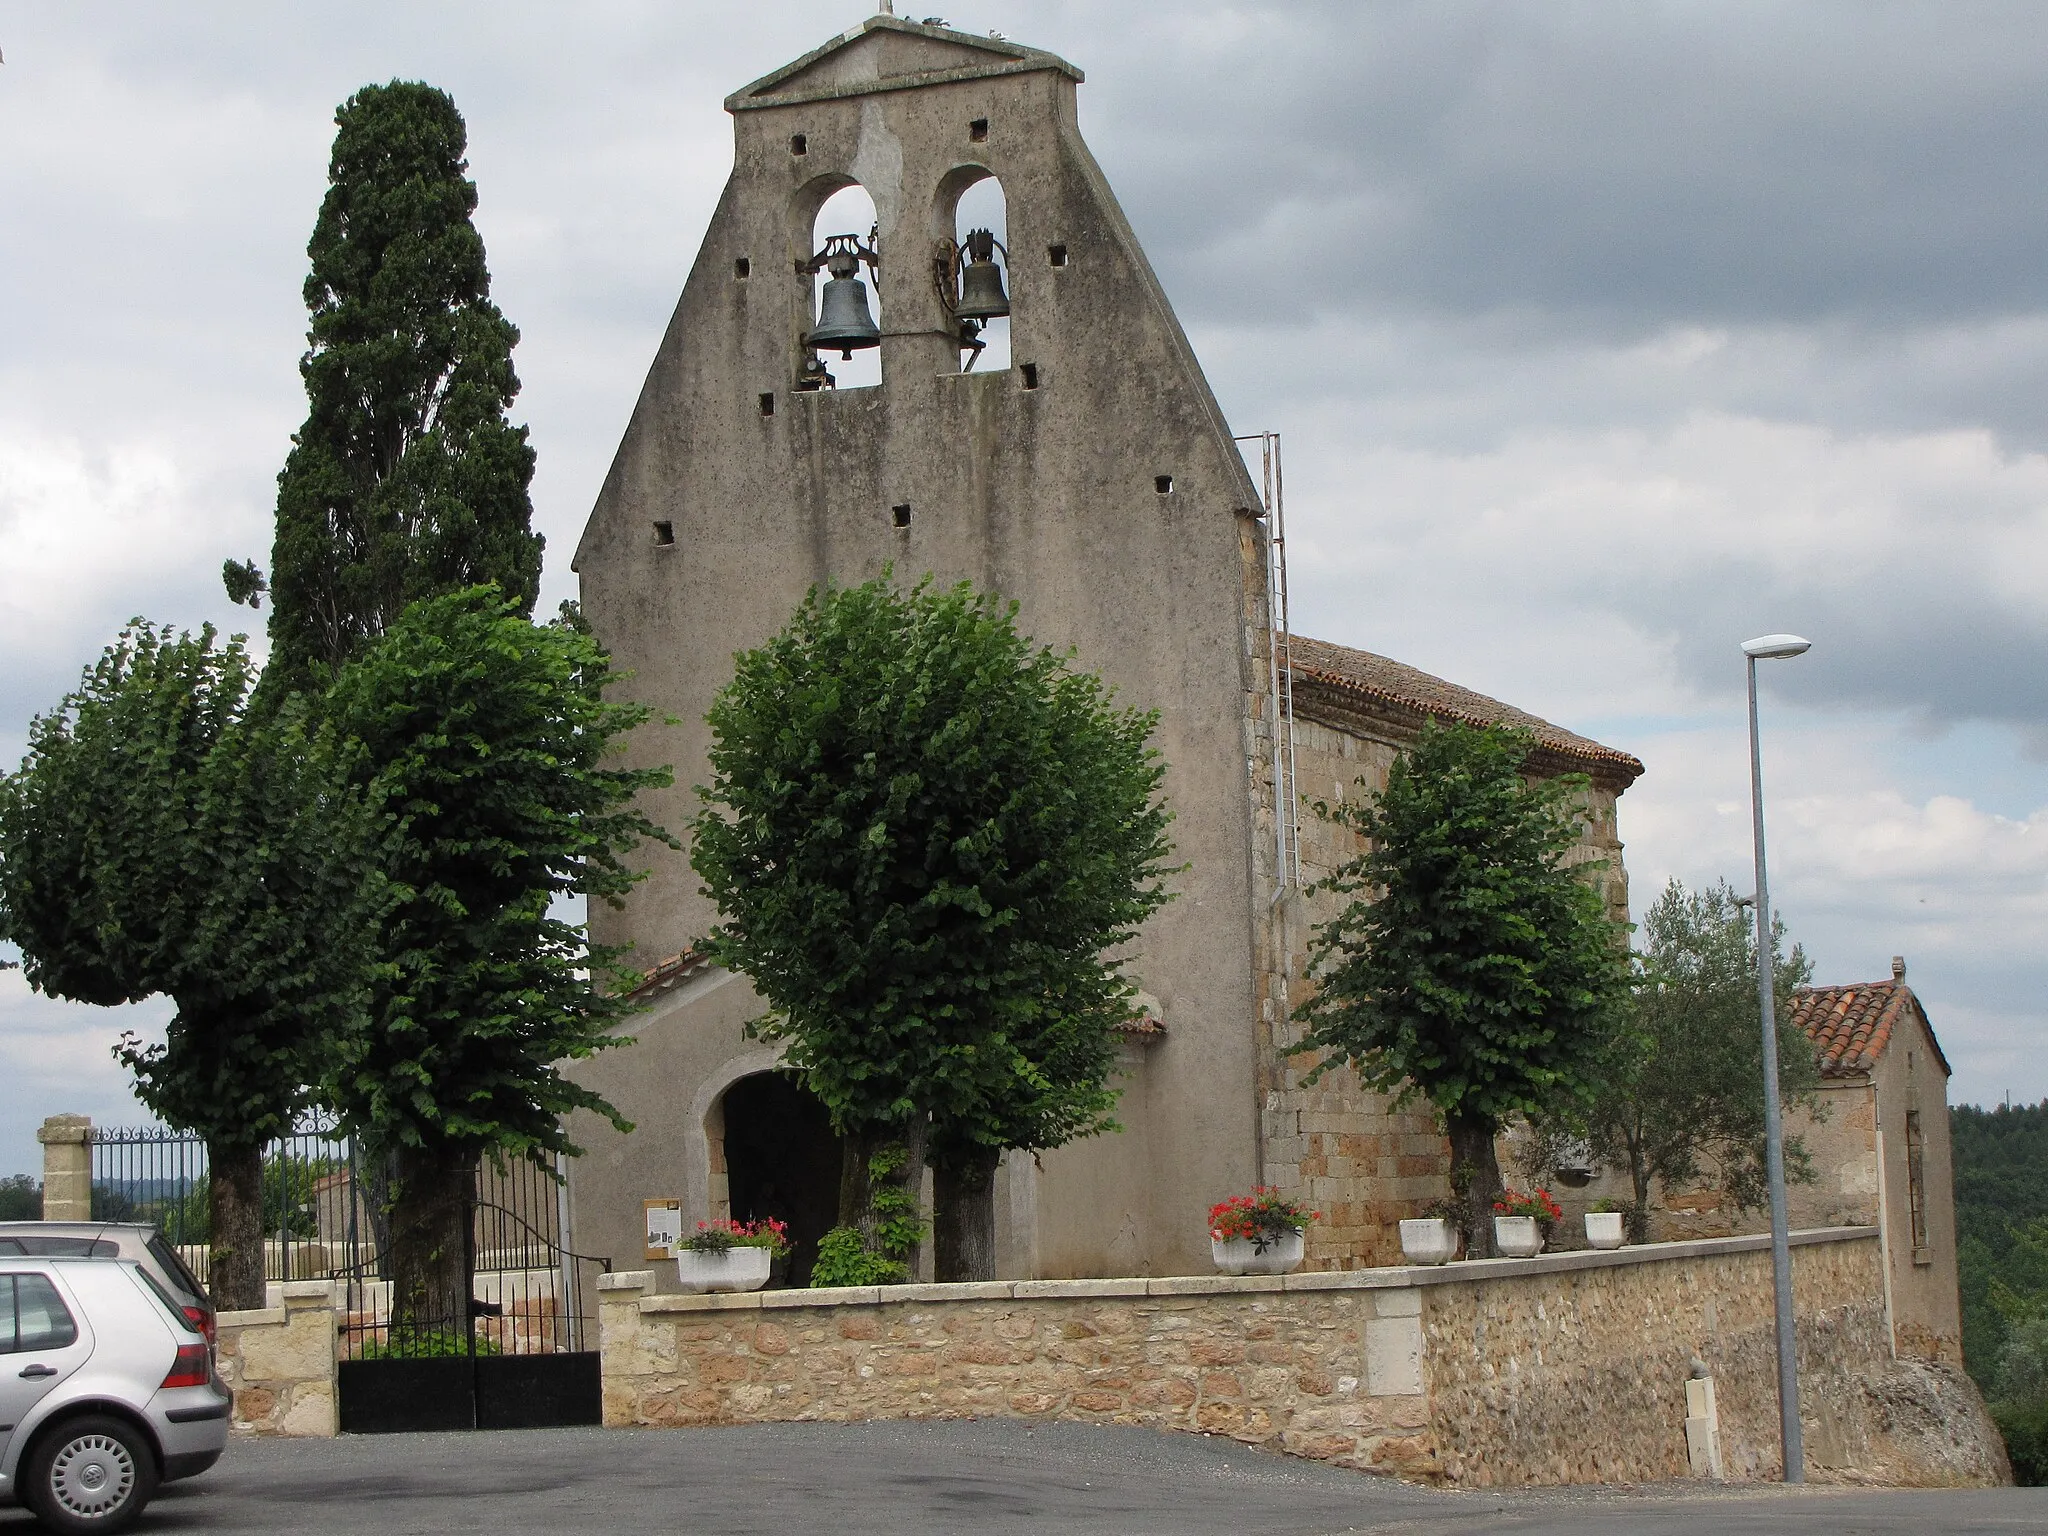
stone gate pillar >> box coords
[37,1114,92,1221]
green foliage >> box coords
[0,623,374,1154]
[354,1328,499,1360]
[1954,1100,2048,1391]
[690,575,1174,1165]
[1293,720,1631,1128]
[1532,879,1818,1231]
[260,80,541,696]
[808,1226,906,1289]
[0,1175,39,1221]
[320,587,677,1165]
[865,1145,926,1260]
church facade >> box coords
[564,16,1642,1283]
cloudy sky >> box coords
[3,2,2043,1174]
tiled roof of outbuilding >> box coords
[623,949,715,1004]
[1788,977,1951,1079]
[1286,635,1645,788]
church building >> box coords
[564,15,1643,1283]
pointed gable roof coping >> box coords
[727,15,1081,112]
[1788,976,1953,1080]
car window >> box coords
[0,1238,23,1256]
[131,1264,201,1334]
[145,1234,206,1301]
[2,1274,79,1353]
[13,1236,119,1258]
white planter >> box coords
[1398,1218,1458,1266]
[1210,1228,1305,1276]
[673,1245,773,1294]
[1584,1211,1626,1250]
[1492,1215,1544,1258]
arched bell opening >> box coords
[801,181,883,391]
[715,1070,844,1287]
[934,165,1011,375]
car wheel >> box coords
[22,1414,158,1534]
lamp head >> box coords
[1742,634,1811,660]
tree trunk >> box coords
[837,1119,927,1278]
[1626,1138,1654,1245]
[206,1140,266,1311]
[1446,1110,1504,1259]
[933,1147,1001,1282]
[387,1142,473,1337]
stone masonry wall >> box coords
[214,1279,338,1437]
[598,1228,2005,1486]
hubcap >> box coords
[50,1433,135,1517]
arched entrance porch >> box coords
[711,1072,842,1287]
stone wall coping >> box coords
[36,1115,92,1145]
[278,1280,336,1306]
[216,1306,288,1328]
[631,1226,1881,1317]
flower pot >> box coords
[673,1245,773,1294]
[1492,1215,1543,1258]
[1210,1228,1305,1276]
[1584,1211,1626,1250]
[1398,1218,1458,1266]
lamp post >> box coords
[1743,631,1812,1483]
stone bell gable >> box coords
[569,15,1281,1281]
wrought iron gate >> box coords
[89,1123,609,1433]
[332,1150,610,1433]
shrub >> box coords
[354,1328,499,1360]
[808,1226,906,1288]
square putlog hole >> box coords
[734,257,751,279]
[652,520,676,546]
[1020,362,1040,390]
[1154,475,1174,495]
[969,118,989,142]
[758,392,776,417]
[891,504,913,529]
[1047,243,1068,267]
[789,133,808,156]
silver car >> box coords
[0,1257,229,1532]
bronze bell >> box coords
[808,250,880,358]
[953,227,1010,321]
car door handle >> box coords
[18,1364,58,1379]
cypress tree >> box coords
[243,80,541,693]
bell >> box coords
[953,228,1010,321]
[808,251,880,359]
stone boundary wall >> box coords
[599,1227,2006,1487]
[215,1279,338,1437]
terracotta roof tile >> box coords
[1285,635,1645,787]
[1788,978,1948,1079]
[623,949,715,1004]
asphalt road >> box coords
[6,1421,2042,1535]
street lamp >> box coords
[1742,631,1811,1483]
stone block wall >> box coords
[215,1279,338,1437]
[599,1228,2006,1487]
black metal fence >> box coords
[87,1123,607,1358]
[88,1119,346,1287]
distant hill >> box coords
[1953,1100,2048,1389]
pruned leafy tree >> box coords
[239,80,542,696]
[1293,720,1631,1257]
[321,587,674,1328]
[691,576,1174,1281]
[0,624,375,1308]
[1528,878,1818,1240]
